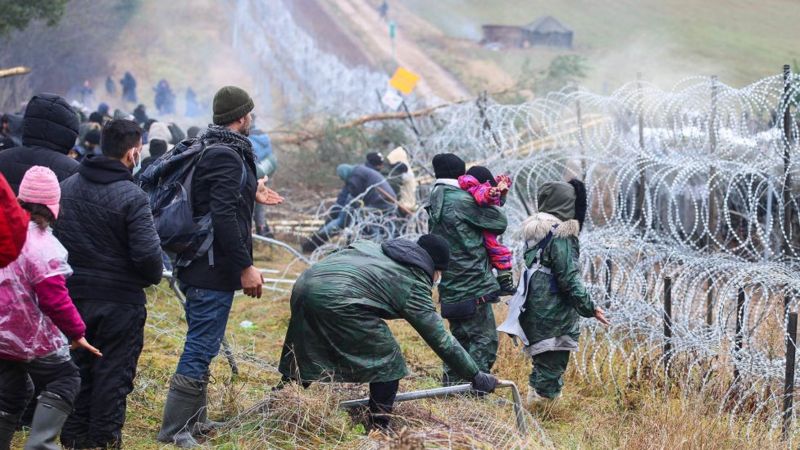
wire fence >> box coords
[143,70,800,446]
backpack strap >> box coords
[528,224,559,266]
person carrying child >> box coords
[457,165,516,295]
[0,166,101,450]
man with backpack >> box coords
[156,86,270,447]
[56,119,163,449]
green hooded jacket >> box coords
[426,181,508,303]
[513,180,594,354]
[278,239,480,383]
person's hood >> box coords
[427,181,459,223]
[519,212,580,246]
[386,146,409,166]
[21,94,79,154]
[381,239,435,282]
[537,181,576,221]
[78,155,133,184]
[147,122,173,143]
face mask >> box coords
[433,273,442,287]
[132,150,142,175]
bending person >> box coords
[278,234,498,430]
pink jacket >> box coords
[457,174,512,207]
[0,222,85,361]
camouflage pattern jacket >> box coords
[426,180,507,304]
[278,239,479,383]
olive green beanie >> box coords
[212,86,254,125]
[537,181,576,221]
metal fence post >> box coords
[664,276,673,372]
[783,311,797,441]
[734,288,745,381]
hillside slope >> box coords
[390,0,800,93]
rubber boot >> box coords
[526,387,545,406]
[0,410,19,450]
[497,270,516,296]
[24,391,71,450]
[192,382,224,436]
[157,374,204,448]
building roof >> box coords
[524,15,572,34]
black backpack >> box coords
[139,138,245,267]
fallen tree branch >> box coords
[270,102,454,145]
[0,66,31,79]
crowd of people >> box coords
[0,83,608,449]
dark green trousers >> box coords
[529,350,570,399]
[442,303,498,385]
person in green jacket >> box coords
[426,153,508,385]
[500,179,608,403]
[278,234,499,429]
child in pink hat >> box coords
[0,166,101,449]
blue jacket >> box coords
[346,165,396,211]
[249,133,277,178]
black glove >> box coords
[471,371,498,394]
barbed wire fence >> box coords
[141,67,800,447]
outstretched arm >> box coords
[399,281,480,381]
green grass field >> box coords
[396,0,800,92]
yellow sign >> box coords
[389,67,420,95]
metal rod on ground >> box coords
[663,276,672,372]
[734,288,745,381]
[338,380,528,434]
[782,310,797,441]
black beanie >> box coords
[432,153,466,179]
[466,165,497,186]
[366,152,384,167]
[213,86,254,125]
[417,234,450,271]
[89,111,103,124]
[149,139,168,157]
[85,129,101,145]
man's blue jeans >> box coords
[176,284,234,380]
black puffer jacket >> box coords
[0,94,79,193]
[177,125,257,291]
[56,155,163,304]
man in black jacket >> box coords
[158,86,264,447]
[57,120,162,449]
[0,94,79,193]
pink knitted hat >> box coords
[18,166,61,219]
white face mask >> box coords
[433,272,442,287]
[132,150,142,175]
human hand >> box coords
[256,177,284,205]
[471,371,498,393]
[594,307,610,326]
[241,265,264,298]
[71,337,102,357]
[496,180,508,192]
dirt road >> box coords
[330,0,471,102]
